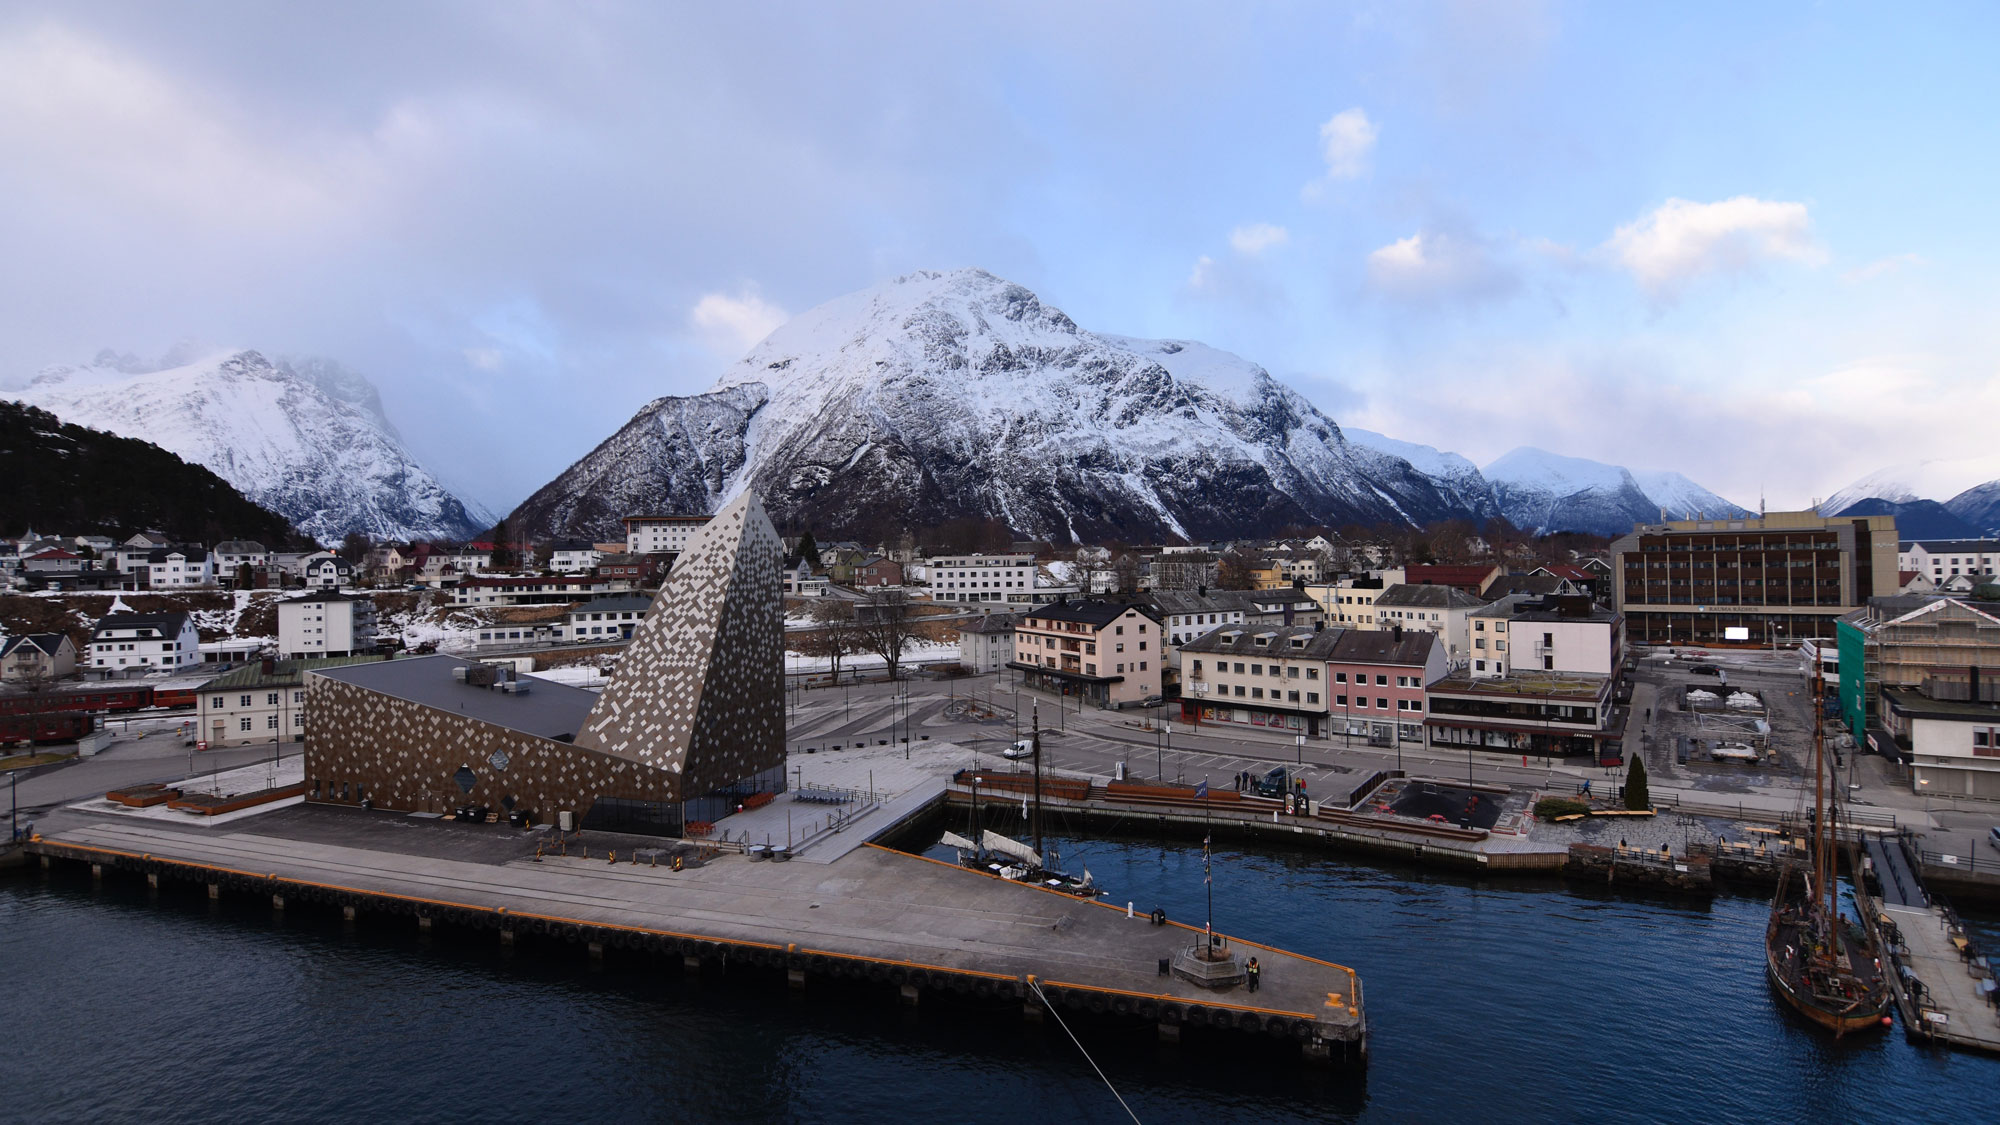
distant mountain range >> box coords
[4,350,487,545]
[506,269,1753,544]
[1818,458,2000,539]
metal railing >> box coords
[1918,848,1996,877]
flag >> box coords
[1194,780,1208,799]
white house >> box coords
[1469,594,1624,680]
[114,532,171,576]
[1371,583,1492,667]
[277,592,378,659]
[213,540,271,575]
[550,594,651,643]
[89,611,200,673]
[146,547,214,588]
[957,612,1019,673]
[549,538,602,574]
[299,553,354,589]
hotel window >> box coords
[1234,686,1246,697]
[239,717,252,731]
[1377,697,1389,709]
[1307,692,1319,704]
[1251,688,1263,699]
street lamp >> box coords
[1918,776,1931,821]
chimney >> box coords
[1283,601,1295,626]
[1315,620,1324,632]
[1392,624,1404,642]
[1198,584,1207,598]
[261,657,274,675]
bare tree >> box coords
[801,598,860,681]
[1215,547,1262,590]
[1112,551,1142,594]
[855,590,919,680]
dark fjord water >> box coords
[3,832,1994,1124]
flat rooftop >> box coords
[309,653,597,740]
[1429,671,1611,699]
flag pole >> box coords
[1199,777,1212,946]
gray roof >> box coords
[214,540,268,554]
[309,654,597,740]
[1901,539,2000,553]
[145,546,208,563]
[963,612,1020,635]
[1481,574,1564,598]
[92,611,191,637]
[1025,598,1162,627]
[0,633,71,657]
[1374,583,1489,610]
[1327,628,1438,666]
[1180,624,1345,659]
[1141,590,1240,617]
[575,593,654,614]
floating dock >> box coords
[23,805,1366,1062]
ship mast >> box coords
[1811,664,1834,949]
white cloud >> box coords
[1841,252,1923,283]
[463,347,504,371]
[1364,231,1517,305]
[1186,255,1218,290]
[1318,108,1376,180]
[1228,223,1289,256]
[1606,196,1825,297]
[690,285,789,356]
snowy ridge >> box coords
[1481,446,1749,535]
[8,350,485,545]
[1821,458,2000,516]
[511,268,1465,543]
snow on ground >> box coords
[784,639,960,674]
[526,665,612,691]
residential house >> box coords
[1482,573,1576,600]
[1468,594,1623,680]
[1370,583,1490,667]
[114,532,171,576]
[957,611,1019,673]
[1217,588,1324,628]
[782,559,829,597]
[22,547,86,575]
[854,556,904,588]
[299,553,354,589]
[1,634,78,681]
[1401,564,1502,596]
[1308,575,1385,626]
[277,592,378,659]
[213,540,271,576]
[597,553,664,590]
[1010,599,1163,708]
[198,654,385,748]
[549,538,602,574]
[145,547,214,588]
[88,611,200,674]
[73,534,116,556]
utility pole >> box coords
[1031,701,1044,860]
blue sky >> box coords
[2,1,1995,512]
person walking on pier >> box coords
[1246,957,1261,993]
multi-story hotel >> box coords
[623,514,713,556]
[1610,510,1897,647]
[929,553,1036,604]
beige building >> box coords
[199,654,387,748]
[1010,599,1163,708]
[1,634,77,681]
[1371,583,1490,667]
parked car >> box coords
[1988,826,2000,853]
[1689,664,1723,677]
[1139,694,1165,708]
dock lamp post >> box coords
[1918,776,1931,821]
[1295,732,1305,769]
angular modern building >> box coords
[1610,510,1897,647]
[303,492,786,833]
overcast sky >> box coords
[3,1,1996,513]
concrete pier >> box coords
[24,810,1365,1059]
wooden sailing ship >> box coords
[1763,670,1890,1035]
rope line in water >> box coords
[1027,977,1141,1124]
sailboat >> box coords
[943,726,1100,898]
[1763,671,1891,1035]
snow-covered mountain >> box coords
[1343,429,1497,520]
[6,350,486,545]
[1480,447,1749,536]
[508,269,1473,544]
[1821,459,2000,516]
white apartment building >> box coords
[1371,583,1491,667]
[957,612,1019,673]
[549,538,602,574]
[928,554,1035,603]
[277,592,378,659]
[89,611,200,673]
[213,540,270,575]
[1469,595,1624,680]
[114,532,171,576]
[197,655,384,748]
[1899,539,2000,584]
[300,553,354,589]
[146,547,214,588]
[623,515,712,555]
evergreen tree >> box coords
[1624,753,1650,811]
[490,519,516,569]
[796,531,821,569]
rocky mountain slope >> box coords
[509,269,1472,544]
[5,350,485,545]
